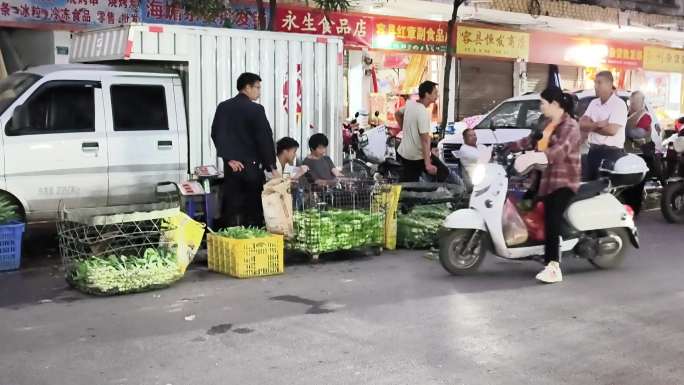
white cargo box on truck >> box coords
[69,23,345,169]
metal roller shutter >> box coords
[457,58,513,119]
[526,63,549,93]
[526,63,581,93]
[559,65,581,91]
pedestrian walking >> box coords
[211,72,278,227]
[509,87,582,283]
[579,71,628,181]
[394,81,439,182]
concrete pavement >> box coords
[1,211,683,385]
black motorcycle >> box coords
[661,131,684,223]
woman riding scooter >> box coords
[508,87,582,283]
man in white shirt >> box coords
[395,81,439,182]
[579,71,628,181]
[458,128,492,188]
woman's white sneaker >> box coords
[536,261,563,283]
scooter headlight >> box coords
[471,164,486,186]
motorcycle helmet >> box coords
[599,153,648,187]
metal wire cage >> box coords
[57,202,183,295]
[290,178,389,255]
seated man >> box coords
[303,133,344,184]
[269,137,308,181]
[457,128,491,188]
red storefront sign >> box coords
[373,18,448,53]
[274,6,448,53]
[275,7,372,48]
[529,31,643,68]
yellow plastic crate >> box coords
[207,233,284,278]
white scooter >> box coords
[439,145,648,274]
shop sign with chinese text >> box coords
[0,0,139,27]
[606,45,643,67]
[0,0,261,29]
[643,46,684,73]
[529,31,643,68]
[275,7,372,48]
[457,26,529,60]
[372,18,448,53]
[274,6,448,53]
[140,0,262,29]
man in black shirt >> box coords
[211,72,278,227]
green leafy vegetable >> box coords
[291,209,384,253]
[0,196,19,224]
[68,248,181,295]
[397,204,451,249]
[215,226,271,239]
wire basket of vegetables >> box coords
[58,202,204,296]
[290,179,389,256]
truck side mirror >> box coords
[8,104,29,134]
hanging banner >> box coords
[0,0,139,27]
[274,7,372,48]
[456,26,529,60]
[643,46,684,73]
[372,18,448,53]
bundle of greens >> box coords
[215,227,271,239]
[0,196,19,224]
[397,204,451,249]
[292,209,384,253]
[68,248,182,295]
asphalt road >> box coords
[1,211,683,385]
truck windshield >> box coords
[0,73,41,115]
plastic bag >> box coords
[163,212,206,274]
[523,201,545,242]
[262,178,294,238]
[502,198,528,246]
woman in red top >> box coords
[510,87,582,283]
[625,91,653,154]
[623,91,658,216]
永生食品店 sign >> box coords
[457,26,529,60]
[275,7,372,48]
[643,46,684,73]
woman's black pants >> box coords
[542,187,575,264]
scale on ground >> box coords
[178,165,221,229]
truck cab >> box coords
[0,65,188,222]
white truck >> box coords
[0,24,343,224]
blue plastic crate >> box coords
[0,222,25,271]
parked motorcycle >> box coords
[661,132,684,223]
[342,124,402,181]
[438,145,647,275]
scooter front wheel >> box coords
[439,229,486,275]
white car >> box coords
[439,90,662,166]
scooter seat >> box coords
[570,179,609,204]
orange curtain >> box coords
[401,54,428,94]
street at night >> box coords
[2,211,683,385]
